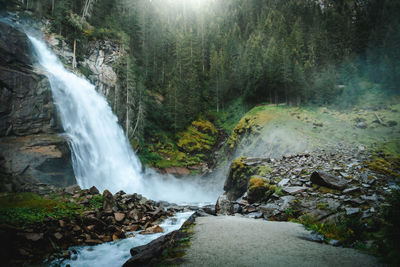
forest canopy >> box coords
[2,0,400,144]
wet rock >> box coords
[140,225,163,235]
[310,171,347,190]
[85,239,103,245]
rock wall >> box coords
[0,22,75,190]
[83,40,119,97]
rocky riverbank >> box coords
[0,184,195,266]
[215,146,399,246]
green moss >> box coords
[367,154,400,178]
[138,119,218,169]
[231,157,253,184]
[256,165,273,176]
[0,193,82,228]
[88,195,103,209]
[247,176,272,203]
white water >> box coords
[28,36,221,203]
[52,211,193,267]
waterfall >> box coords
[29,36,143,194]
[28,35,221,203]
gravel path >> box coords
[181,215,382,267]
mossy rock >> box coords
[223,157,254,200]
[247,176,273,203]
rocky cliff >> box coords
[0,22,75,190]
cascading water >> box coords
[28,35,222,203]
[29,36,143,194]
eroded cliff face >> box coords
[0,22,75,190]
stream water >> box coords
[50,212,193,267]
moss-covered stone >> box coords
[223,156,254,200]
[247,176,272,203]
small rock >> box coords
[86,239,103,245]
[345,207,360,216]
[328,239,341,246]
[65,184,81,195]
[114,212,126,222]
[361,194,378,202]
[54,232,63,240]
[87,225,96,231]
[25,233,44,241]
[282,186,307,195]
[343,187,360,194]
[278,178,290,187]
[89,186,100,195]
[246,212,263,219]
[356,122,367,129]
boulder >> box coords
[89,186,100,195]
[310,171,347,190]
[103,190,114,213]
[223,157,252,201]
[215,193,233,215]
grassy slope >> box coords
[221,99,400,159]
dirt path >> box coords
[181,216,382,267]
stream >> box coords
[51,212,194,267]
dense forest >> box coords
[2,0,400,158]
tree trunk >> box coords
[126,58,130,138]
[72,39,77,69]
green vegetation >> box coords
[0,193,82,228]
[230,157,253,184]
[88,195,103,209]
[139,118,218,169]
[256,166,273,177]
[376,187,400,265]
[296,213,366,246]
